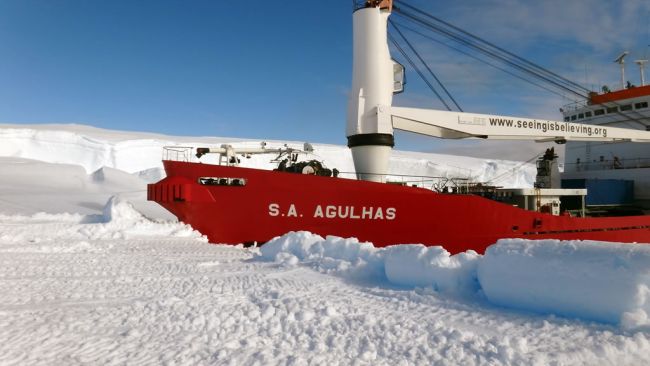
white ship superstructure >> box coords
[562,70,650,205]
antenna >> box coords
[635,59,649,86]
[614,51,629,89]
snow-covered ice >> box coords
[2,123,650,365]
[0,123,537,187]
[259,233,480,297]
[479,239,650,329]
[3,212,650,365]
[262,232,650,330]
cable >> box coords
[394,1,590,96]
[489,153,541,185]
[390,20,463,111]
[390,20,568,99]
[388,34,452,111]
[393,7,588,99]
[392,1,650,130]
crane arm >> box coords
[381,106,650,143]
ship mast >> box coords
[636,59,648,86]
[347,1,396,182]
[614,52,629,89]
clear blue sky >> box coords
[1,0,649,155]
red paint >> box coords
[590,85,650,104]
[148,160,650,254]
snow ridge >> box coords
[261,232,650,330]
[0,125,536,187]
[259,232,481,297]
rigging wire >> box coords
[388,34,453,111]
[389,20,463,111]
[489,153,541,185]
[392,7,587,99]
[390,20,567,99]
[392,1,650,130]
[393,1,590,98]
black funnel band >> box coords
[347,133,395,148]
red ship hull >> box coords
[148,160,650,254]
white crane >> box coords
[346,1,650,182]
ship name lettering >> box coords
[268,203,299,217]
[312,205,396,220]
[269,203,280,216]
[287,204,298,217]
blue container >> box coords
[561,179,634,206]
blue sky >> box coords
[1,0,649,157]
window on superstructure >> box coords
[635,102,648,109]
[585,111,592,117]
[564,116,570,122]
[607,106,618,113]
[578,113,584,119]
[570,115,577,121]
[594,109,605,116]
[620,104,632,111]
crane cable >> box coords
[388,34,453,111]
[390,20,568,99]
[393,1,590,98]
[489,153,541,185]
[392,1,650,130]
[389,20,463,111]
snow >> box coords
[259,233,480,297]
[0,123,537,187]
[262,232,650,330]
[2,123,650,365]
[479,239,650,329]
[384,244,480,297]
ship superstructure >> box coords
[562,56,650,207]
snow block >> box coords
[384,244,480,296]
[102,196,145,223]
[259,232,385,279]
[478,239,650,328]
[259,232,479,294]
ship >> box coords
[561,62,650,211]
[148,1,650,254]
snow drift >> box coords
[479,239,650,329]
[6,208,650,365]
[260,232,650,329]
[259,232,481,296]
[0,124,537,188]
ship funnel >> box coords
[347,2,396,182]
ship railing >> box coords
[352,1,389,10]
[564,156,650,172]
[561,99,591,113]
[337,171,473,192]
[162,146,195,162]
